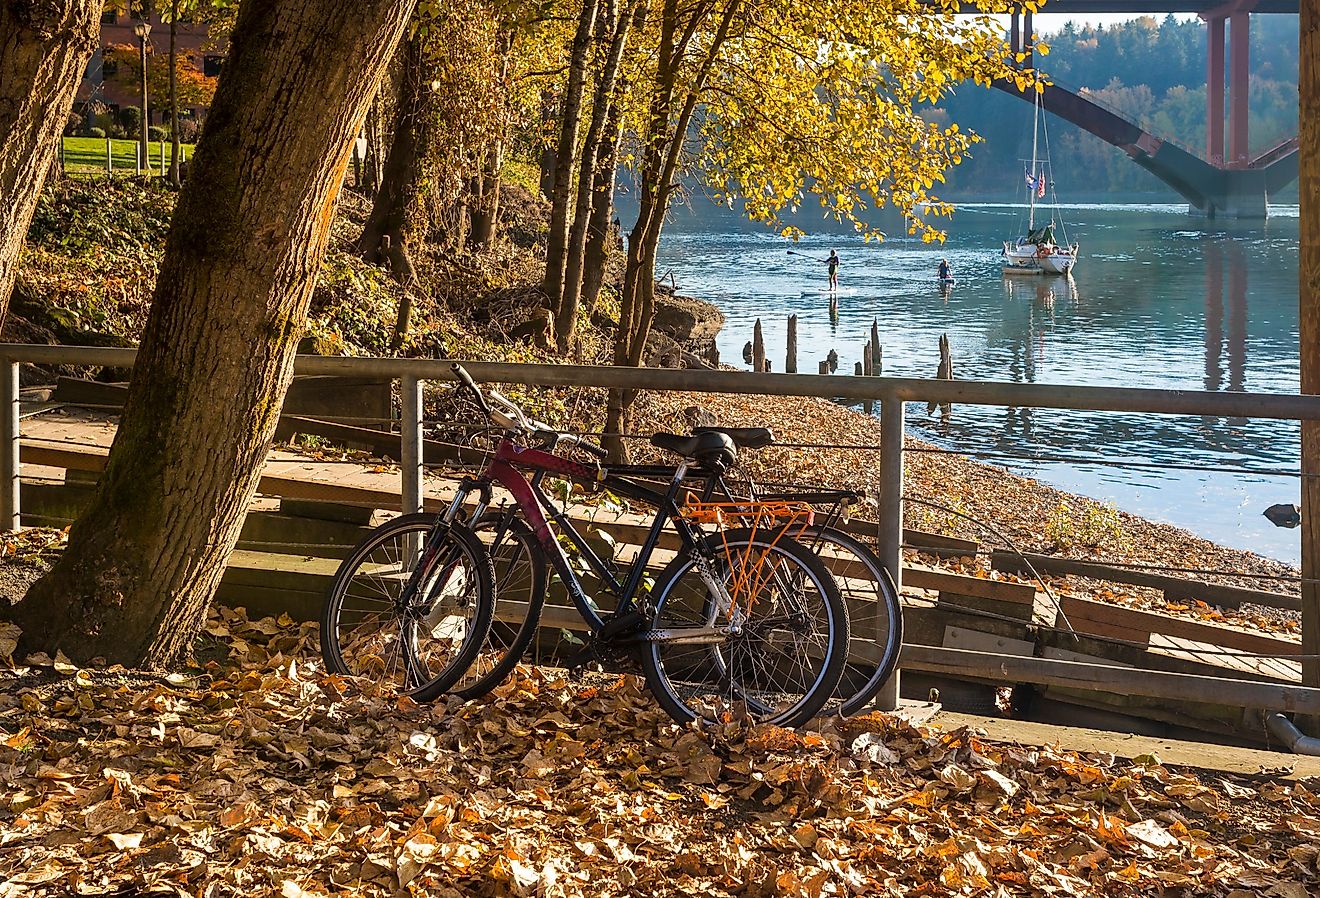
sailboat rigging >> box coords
[1002,89,1079,276]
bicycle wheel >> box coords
[640,527,849,728]
[792,526,903,717]
[452,510,548,699]
[320,513,494,702]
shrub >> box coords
[88,127,107,139]
[64,112,83,136]
[117,105,142,134]
[148,126,167,141]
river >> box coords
[654,201,1303,565]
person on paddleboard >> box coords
[826,250,839,290]
[938,258,951,281]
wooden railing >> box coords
[5,343,1320,716]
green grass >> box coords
[61,136,195,174]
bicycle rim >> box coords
[641,528,847,728]
[321,515,493,701]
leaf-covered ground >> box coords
[1,605,1317,898]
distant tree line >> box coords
[933,14,1300,197]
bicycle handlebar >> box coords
[450,362,608,459]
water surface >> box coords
[655,202,1302,564]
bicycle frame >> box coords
[447,437,722,637]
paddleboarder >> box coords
[938,258,951,281]
[826,250,839,290]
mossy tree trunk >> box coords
[581,88,627,314]
[0,0,102,323]
[6,0,415,667]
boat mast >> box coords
[1028,89,1040,232]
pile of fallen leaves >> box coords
[1,606,1318,897]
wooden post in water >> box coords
[927,333,954,420]
[786,315,798,374]
[871,319,882,374]
[818,360,829,374]
[1300,0,1320,734]
[753,319,766,373]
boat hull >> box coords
[1002,243,1077,276]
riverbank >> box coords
[637,387,1300,641]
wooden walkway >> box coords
[15,403,1310,743]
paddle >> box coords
[786,249,829,263]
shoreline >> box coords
[638,383,1301,640]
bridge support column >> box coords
[1206,14,1225,165]
[1229,9,1251,167]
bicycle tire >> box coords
[790,526,904,717]
[640,527,849,728]
[453,511,548,699]
[320,513,494,702]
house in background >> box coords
[76,8,223,136]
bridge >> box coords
[990,0,1299,217]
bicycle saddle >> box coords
[650,431,737,472]
[693,426,774,450]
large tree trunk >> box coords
[6,0,415,667]
[540,0,598,313]
[0,0,102,323]
[1299,0,1319,734]
[556,0,639,352]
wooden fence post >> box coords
[1,361,18,531]
[753,319,765,373]
[786,314,797,374]
[874,390,904,710]
[401,376,424,515]
[105,137,113,173]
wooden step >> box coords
[1058,595,1301,657]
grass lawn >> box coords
[61,136,195,174]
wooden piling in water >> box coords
[753,319,765,373]
[863,340,873,377]
[786,315,798,374]
[871,320,882,374]
[819,360,829,374]
[927,333,954,419]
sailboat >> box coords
[1002,91,1078,276]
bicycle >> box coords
[435,422,899,718]
[321,364,850,728]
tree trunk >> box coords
[6,0,416,667]
[169,1,180,187]
[540,0,599,313]
[357,36,430,266]
[557,0,639,352]
[581,89,627,313]
[1300,0,1319,734]
[468,143,503,249]
[0,0,102,323]
[605,0,742,456]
